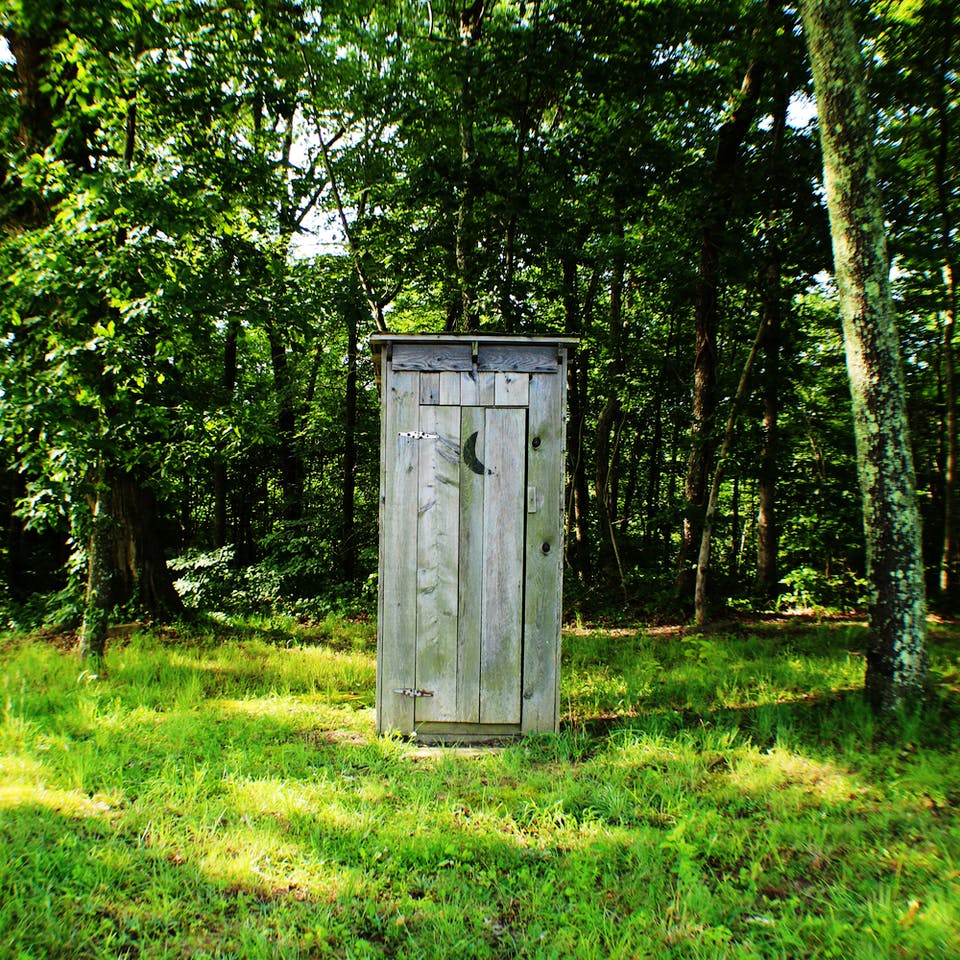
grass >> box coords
[1,613,959,959]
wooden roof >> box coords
[370,333,578,386]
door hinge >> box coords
[393,687,435,698]
[399,431,439,440]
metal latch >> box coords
[399,432,439,440]
[393,688,434,698]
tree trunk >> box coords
[756,76,788,598]
[108,471,184,618]
[730,473,741,579]
[213,314,240,549]
[620,427,644,536]
[454,2,486,332]
[79,487,111,663]
[645,312,677,553]
[233,461,257,567]
[500,0,541,333]
[941,269,958,600]
[695,315,767,627]
[341,286,362,580]
[595,209,627,573]
[561,255,591,573]
[801,0,927,712]
[677,57,766,597]
[934,26,958,601]
[644,391,663,550]
[756,259,782,596]
[265,311,304,523]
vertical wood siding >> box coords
[376,338,572,737]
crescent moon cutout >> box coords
[462,431,489,475]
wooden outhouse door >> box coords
[375,336,575,739]
[409,403,527,725]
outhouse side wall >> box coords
[521,361,567,733]
[376,354,418,734]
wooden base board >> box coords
[412,721,521,745]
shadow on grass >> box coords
[4,618,960,958]
[560,614,960,757]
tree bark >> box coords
[644,312,677,552]
[341,285,362,580]
[454,1,486,332]
[695,315,767,627]
[620,427,644,536]
[757,77,789,598]
[561,255,591,573]
[595,209,627,573]
[677,57,766,597]
[801,0,927,712]
[265,309,305,523]
[213,313,240,549]
[106,471,184,617]
[79,486,111,663]
[644,391,664,551]
[934,25,958,601]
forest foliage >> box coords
[0,0,957,635]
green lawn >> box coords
[1,615,958,959]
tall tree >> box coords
[676,50,766,597]
[756,75,789,598]
[800,0,927,711]
[1,1,189,655]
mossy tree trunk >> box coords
[78,485,112,663]
[800,0,928,712]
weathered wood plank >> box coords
[375,345,389,731]
[480,406,526,724]
[478,343,560,373]
[456,406,484,723]
[377,368,420,734]
[521,370,565,733]
[420,372,440,405]
[478,371,496,406]
[439,371,461,406]
[495,371,529,406]
[392,342,473,371]
[414,404,461,723]
[460,370,479,405]
[414,722,521,738]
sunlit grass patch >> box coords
[0,781,118,817]
[0,616,958,958]
[721,745,864,807]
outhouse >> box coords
[372,334,577,740]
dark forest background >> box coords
[1,0,956,628]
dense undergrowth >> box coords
[1,615,958,959]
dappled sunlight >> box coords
[1,622,958,958]
[0,780,116,817]
[214,696,373,734]
[724,746,865,806]
[0,753,43,778]
[227,774,385,824]
[196,824,359,902]
[560,625,872,723]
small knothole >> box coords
[541,542,551,555]
[532,436,542,449]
